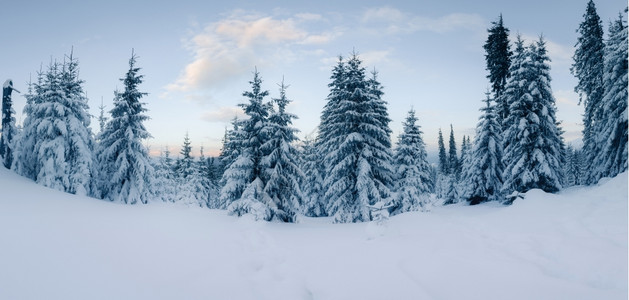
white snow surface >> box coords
[0,167,626,300]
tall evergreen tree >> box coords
[153,147,177,203]
[97,51,153,204]
[175,132,194,178]
[321,52,393,223]
[97,98,108,134]
[572,0,605,182]
[437,128,448,174]
[483,14,512,126]
[502,37,564,199]
[222,69,272,219]
[13,53,95,196]
[1,79,18,169]
[435,128,449,199]
[447,125,459,176]
[564,145,585,187]
[391,109,433,214]
[462,93,503,204]
[501,35,527,149]
[260,80,305,222]
[591,14,628,181]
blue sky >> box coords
[0,0,625,158]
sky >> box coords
[0,0,626,159]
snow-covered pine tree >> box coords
[316,56,347,158]
[483,14,512,127]
[1,79,18,169]
[437,128,448,174]
[222,69,272,219]
[153,147,177,203]
[448,125,459,176]
[175,132,194,178]
[98,98,108,135]
[301,135,326,217]
[590,14,628,181]
[571,0,605,183]
[173,133,207,207]
[391,108,433,214]
[322,52,394,223]
[12,73,41,179]
[96,51,153,204]
[60,52,96,196]
[198,147,218,208]
[458,135,473,200]
[260,80,305,222]
[502,37,564,200]
[13,53,95,196]
[564,145,584,187]
[435,128,449,198]
[501,35,527,154]
[462,92,503,204]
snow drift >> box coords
[0,167,626,300]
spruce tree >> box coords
[97,51,153,204]
[463,93,503,204]
[98,98,107,134]
[153,147,177,203]
[222,69,272,220]
[391,108,433,214]
[437,128,448,174]
[13,53,95,196]
[571,0,605,182]
[564,146,585,187]
[591,15,628,181]
[447,125,459,176]
[175,132,194,178]
[501,35,527,150]
[1,79,18,169]
[483,14,512,126]
[301,136,326,217]
[435,128,449,199]
[502,37,564,199]
[260,80,305,222]
[321,52,393,223]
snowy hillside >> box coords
[0,167,626,300]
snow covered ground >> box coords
[0,167,626,300]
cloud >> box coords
[361,7,485,35]
[166,12,336,96]
[201,106,245,123]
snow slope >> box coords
[0,167,626,300]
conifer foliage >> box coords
[571,0,605,182]
[261,80,305,222]
[301,136,326,217]
[392,109,432,213]
[318,53,394,223]
[14,52,95,196]
[96,51,153,204]
[1,80,18,169]
[502,37,564,198]
[462,93,503,204]
[483,14,512,126]
[590,14,628,181]
[222,69,272,219]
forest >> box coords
[0,1,626,223]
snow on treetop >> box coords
[3,79,13,88]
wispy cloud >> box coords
[165,11,336,97]
[361,7,485,35]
